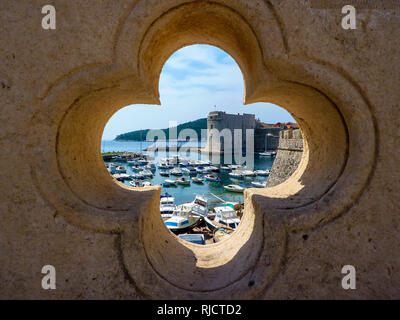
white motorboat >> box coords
[170,168,183,176]
[242,170,256,177]
[176,177,191,186]
[129,180,142,187]
[221,166,232,172]
[159,170,170,177]
[115,166,126,174]
[229,170,244,179]
[141,170,153,178]
[164,179,177,186]
[251,181,267,188]
[204,203,241,231]
[255,169,270,176]
[160,193,176,219]
[223,184,246,193]
[205,174,220,182]
[157,162,170,170]
[259,152,272,157]
[181,166,197,175]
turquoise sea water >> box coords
[102,140,275,207]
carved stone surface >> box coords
[0,0,398,299]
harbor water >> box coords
[101,140,275,208]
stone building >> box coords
[203,111,281,153]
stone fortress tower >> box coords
[203,111,281,154]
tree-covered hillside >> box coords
[114,118,207,141]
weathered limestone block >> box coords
[267,129,304,187]
[0,0,399,299]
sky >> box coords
[102,45,295,140]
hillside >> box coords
[114,118,207,141]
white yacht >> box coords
[160,194,176,219]
[205,203,241,231]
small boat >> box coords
[164,179,177,186]
[182,166,197,175]
[259,152,272,157]
[159,171,170,177]
[137,159,148,166]
[164,207,203,234]
[205,174,220,182]
[112,173,131,181]
[192,177,204,184]
[251,181,267,188]
[205,203,241,231]
[142,181,152,187]
[255,169,270,176]
[223,184,246,193]
[170,168,183,176]
[145,163,156,171]
[208,166,220,173]
[178,234,205,245]
[141,170,153,178]
[221,166,232,172]
[157,162,170,170]
[115,166,126,174]
[131,165,143,172]
[129,180,142,187]
[242,170,256,177]
[229,170,244,179]
[176,177,191,186]
[196,166,206,174]
[190,195,210,217]
[127,160,139,166]
[160,193,176,219]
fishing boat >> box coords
[160,193,176,219]
[223,184,246,193]
[170,168,183,176]
[229,170,244,179]
[176,177,191,186]
[205,174,220,182]
[164,207,203,234]
[255,169,270,176]
[251,181,267,188]
[205,203,241,231]
[192,177,204,184]
[159,171,170,177]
